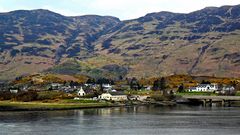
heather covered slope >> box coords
[0,9,121,80]
[95,5,240,78]
[0,5,240,80]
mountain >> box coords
[0,5,240,80]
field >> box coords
[176,92,218,96]
[0,100,113,111]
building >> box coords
[98,92,128,101]
[102,84,112,91]
[98,93,112,100]
[189,83,218,92]
[50,83,63,90]
[217,86,236,95]
[9,88,19,94]
[77,87,86,96]
[129,95,149,101]
[222,86,235,91]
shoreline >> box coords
[2,99,239,112]
[0,100,177,112]
[0,101,120,112]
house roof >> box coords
[109,92,126,96]
[197,84,215,88]
[189,87,196,90]
[223,86,235,89]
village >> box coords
[0,74,238,104]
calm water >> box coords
[1,105,240,135]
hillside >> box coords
[0,5,240,80]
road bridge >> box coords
[182,95,240,107]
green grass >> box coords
[235,91,240,96]
[63,99,99,103]
[176,92,217,96]
[124,90,152,95]
[0,100,112,111]
[37,91,67,100]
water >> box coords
[1,105,240,135]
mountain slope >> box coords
[95,5,240,78]
[0,5,240,80]
[0,10,120,79]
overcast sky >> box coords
[0,0,240,20]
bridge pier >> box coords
[184,96,240,107]
[221,99,225,107]
[209,99,212,107]
[202,99,207,107]
[202,99,213,107]
[227,100,231,107]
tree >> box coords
[100,83,104,92]
[153,77,167,91]
[96,78,111,84]
[201,80,211,84]
[178,83,185,92]
[130,77,140,90]
[160,77,167,90]
[230,81,237,87]
[15,91,38,102]
[86,78,95,84]
[119,75,123,80]
[70,81,74,87]
[153,79,161,91]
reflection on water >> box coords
[1,105,240,135]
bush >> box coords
[151,94,166,101]
[150,91,176,101]
[0,91,14,100]
[15,91,38,102]
[37,91,72,100]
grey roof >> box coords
[109,92,126,96]
[197,84,215,88]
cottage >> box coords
[50,83,62,90]
[189,83,218,92]
[102,84,112,91]
[146,86,152,91]
[222,86,235,91]
[9,88,19,94]
[129,95,149,101]
[98,93,112,100]
[98,92,127,101]
[77,87,86,96]
[216,86,236,95]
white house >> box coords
[50,83,62,90]
[77,87,86,96]
[146,86,152,91]
[9,88,19,94]
[98,92,128,101]
[98,93,112,100]
[222,86,235,91]
[189,83,218,92]
[102,84,112,91]
[217,85,236,95]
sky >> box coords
[0,0,240,20]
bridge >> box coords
[182,95,240,107]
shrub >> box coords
[0,91,14,100]
[15,91,38,102]
[37,91,72,100]
[151,94,166,101]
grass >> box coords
[176,92,218,96]
[0,100,112,111]
[37,91,68,100]
[235,91,240,96]
[63,99,99,103]
[124,90,152,95]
